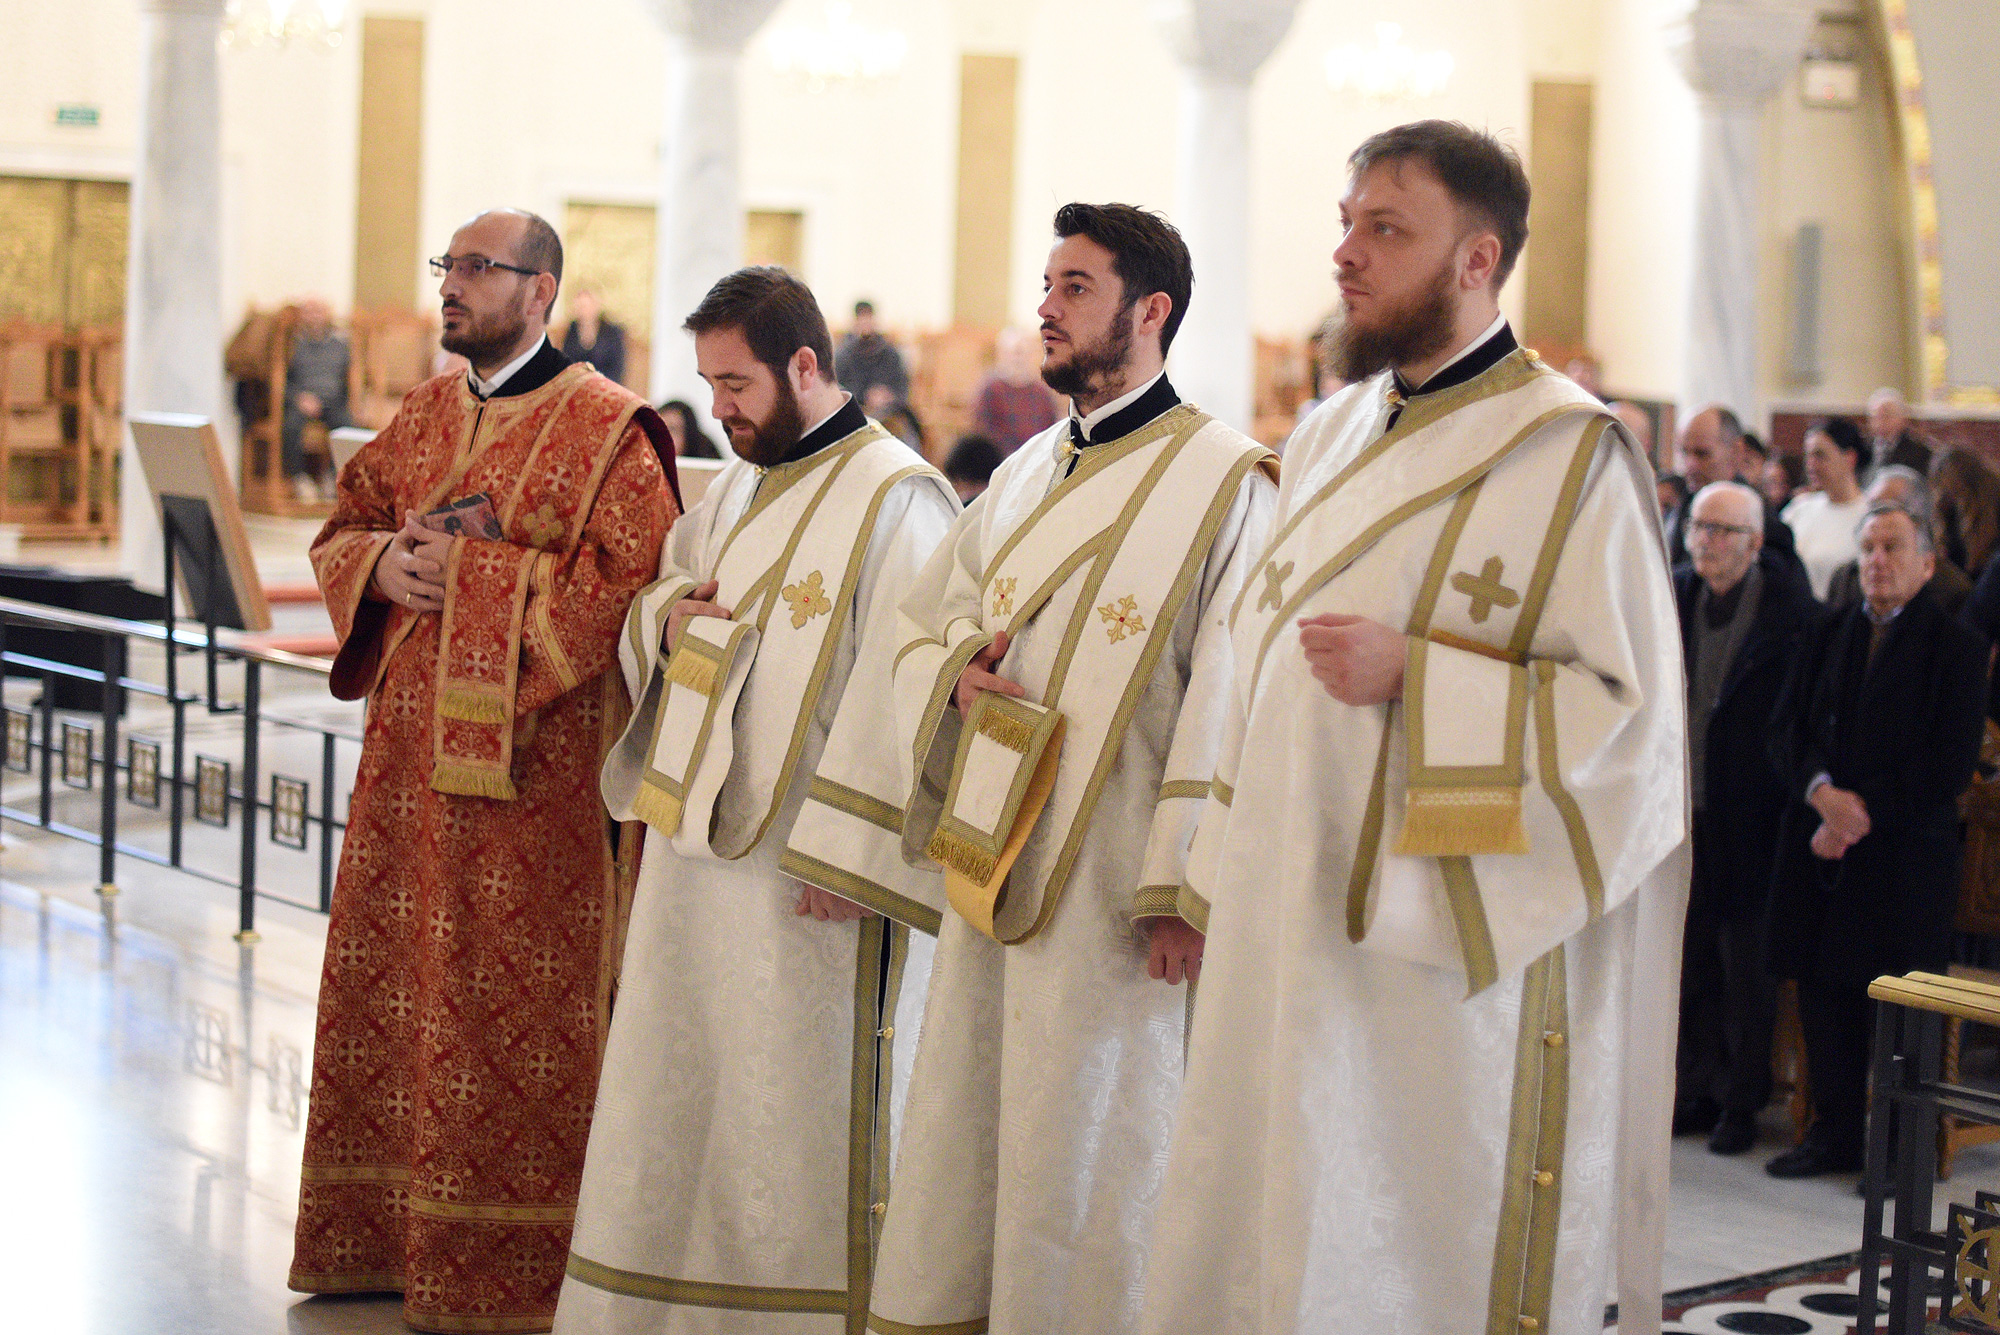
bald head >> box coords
[1687,480,1763,594]
[1676,405,1745,490]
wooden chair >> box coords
[909,326,996,463]
[350,307,439,431]
[1253,335,1309,448]
[0,323,79,535]
[235,304,308,517]
[1940,719,2000,1177]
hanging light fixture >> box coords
[222,0,347,53]
[763,1,908,92]
[1324,23,1454,102]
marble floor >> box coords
[9,819,2000,1333]
[8,523,2000,1330]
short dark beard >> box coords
[1041,304,1136,401]
[726,372,808,466]
[441,286,534,369]
[1332,260,1459,383]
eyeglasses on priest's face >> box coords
[428,254,541,280]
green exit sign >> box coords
[54,104,100,128]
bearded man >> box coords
[292,208,678,1332]
[785,203,1277,1334]
[1140,122,1689,1335]
[553,268,958,1334]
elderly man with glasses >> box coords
[1765,500,1987,1179]
[292,208,680,1332]
[1670,482,1819,1156]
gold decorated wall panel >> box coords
[0,175,128,330]
[562,202,656,341]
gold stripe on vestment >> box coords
[1437,857,1501,996]
[779,846,944,938]
[809,776,908,835]
[1485,945,1571,1335]
[846,916,890,1335]
[299,1163,412,1184]
[1177,882,1212,933]
[1210,777,1234,808]
[1133,884,1183,918]
[406,1197,575,1224]
[867,1315,991,1335]
[563,1254,847,1313]
[288,1268,405,1292]
[1533,661,1606,922]
[1156,778,1211,802]
[407,1311,560,1334]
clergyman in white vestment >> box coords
[555,269,958,1335]
[1141,124,1689,1335]
[788,204,1278,1335]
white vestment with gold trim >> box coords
[839,406,1277,1335]
[555,428,957,1335]
[1140,356,1689,1335]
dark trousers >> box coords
[1676,813,1778,1115]
[1797,977,1873,1147]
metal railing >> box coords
[0,595,357,941]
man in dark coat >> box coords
[1673,482,1822,1154]
[1765,501,1988,1177]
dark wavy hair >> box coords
[682,266,836,383]
[1052,202,1195,354]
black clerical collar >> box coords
[1392,321,1519,401]
[1066,375,1181,449]
[769,395,866,469]
[474,337,570,401]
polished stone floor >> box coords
[11,820,2000,1333]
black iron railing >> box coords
[0,595,357,940]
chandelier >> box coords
[763,1,908,91]
[221,0,347,52]
[1324,23,1454,102]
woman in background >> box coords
[1783,417,1870,600]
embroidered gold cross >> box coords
[1450,556,1520,624]
[524,501,564,548]
[1258,560,1293,613]
[1098,594,1147,644]
[782,570,832,628]
[992,576,1017,618]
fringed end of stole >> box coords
[430,761,518,802]
[666,649,719,697]
[437,688,511,725]
[1391,787,1530,857]
[927,826,1000,886]
[975,708,1035,753]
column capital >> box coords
[640,0,785,55]
[1665,0,1816,108]
[1150,0,1303,84]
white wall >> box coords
[0,0,1923,419]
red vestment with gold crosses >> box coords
[291,358,677,1333]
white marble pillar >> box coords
[1666,0,1814,422]
[121,0,228,586]
[643,0,786,411]
[1152,0,1302,436]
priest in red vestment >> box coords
[291,208,678,1333]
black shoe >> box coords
[1766,1126,1863,1178]
[1672,1096,1722,1136]
[1708,1112,1758,1155]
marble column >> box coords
[1152,0,1302,437]
[121,0,227,586]
[642,0,786,412]
[1666,0,1814,422]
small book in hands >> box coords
[421,493,504,541]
